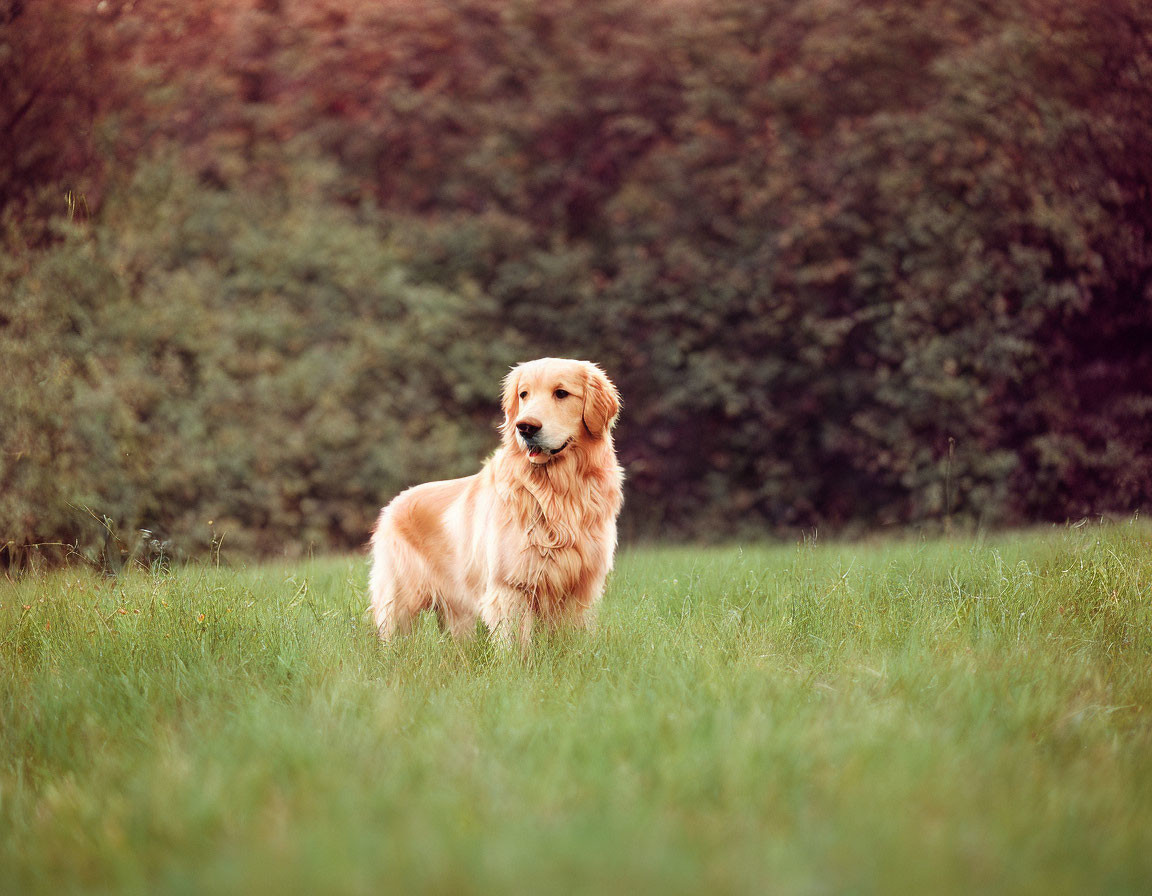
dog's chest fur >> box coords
[493,449,622,614]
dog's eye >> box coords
[519,390,528,399]
[554,389,569,400]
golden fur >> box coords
[368,358,624,643]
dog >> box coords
[368,358,624,644]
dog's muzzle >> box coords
[520,435,570,460]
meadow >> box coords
[2,523,1150,894]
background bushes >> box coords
[2,0,1150,563]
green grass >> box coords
[3,524,1151,894]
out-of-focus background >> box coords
[2,0,1150,564]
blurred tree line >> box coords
[2,0,1151,564]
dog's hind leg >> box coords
[369,576,415,640]
[368,534,423,640]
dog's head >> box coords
[501,358,621,465]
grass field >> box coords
[3,523,1151,894]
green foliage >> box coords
[3,527,1152,891]
[2,158,519,561]
[3,0,1151,556]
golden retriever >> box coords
[369,358,623,644]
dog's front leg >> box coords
[480,583,534,649]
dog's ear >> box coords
[500,366,521,435]
[582,364,621,438]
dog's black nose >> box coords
[516,420,541,438]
